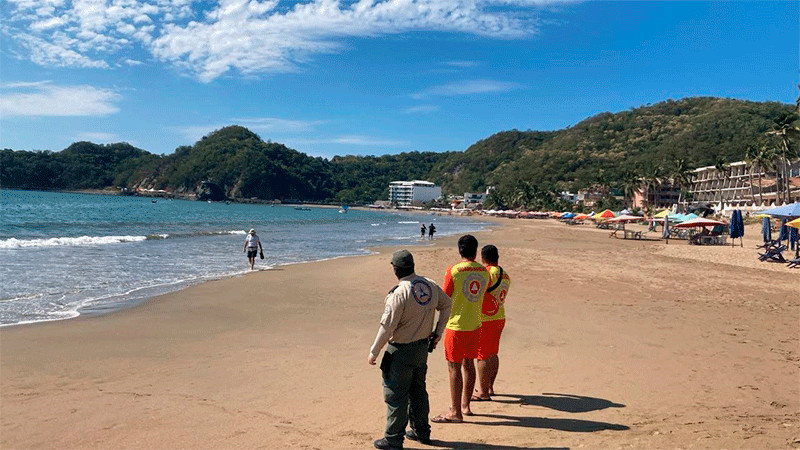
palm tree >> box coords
[713,156,730,206]
[512,180,535,210]
[618,170,643,208]
[485,187,508,210]
[640,166,663,209]
[766,112,800,203]
[670,158,692,210]
[744,145,758,204]
[753,143,776,205]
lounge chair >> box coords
[757,239,782,250]
[758,244,787,263]
[787,257,800,268]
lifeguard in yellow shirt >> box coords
[432,235,489,424]
[473,244,510,401]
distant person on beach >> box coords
[428,223,436,240]
[368,249,451,450]
[420,223,427,239]
[433,235,489,424]
[473,245,510,401]
[243,229,263,270]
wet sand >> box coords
[2,218,798,448]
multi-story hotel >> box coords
[686,159,800,209]
[388,180,442,207]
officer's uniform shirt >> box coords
[369,273,451,359]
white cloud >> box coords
[233,117,325,133]
[445,60,480,68]
[75,131,119,142]
[413,79,524,98]
[291,135,406,146]
[2,0,577,81]
[173,117,324,142]
[0,82,120,116]
[402,104,439,114]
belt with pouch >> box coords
[389,338,428,347]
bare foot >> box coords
[432,412,463,423]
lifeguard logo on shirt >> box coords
[497,289,507,305]
[411,279,433,305]
[462,273,485,303]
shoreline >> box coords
[3,216,493,329]
[2,217,797,448]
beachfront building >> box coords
[631,181,681,209]
[388,180,442,207]
[685,159,800,210]
[464,191,487,204]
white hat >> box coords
[249,229,255,233]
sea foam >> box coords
[0,235,147,249]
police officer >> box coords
[368,249,452,450]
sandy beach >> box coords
[2,218,798,449]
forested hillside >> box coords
[437,97,794,195]
[1,97,796,204]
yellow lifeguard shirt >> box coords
[443,261,489,331]
[482,264,510,322]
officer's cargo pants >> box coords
[381,339,430,445]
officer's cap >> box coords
[390,249,414,269]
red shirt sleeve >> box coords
[443,265,454,297]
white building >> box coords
[464,191,487,204]
[389,180,442,207]
[686,159,800,209]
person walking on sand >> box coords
[473,245,511,401]
[428,223,436,240]
[433,235,488,424]
[369,250,451,450]
[243,229,263,270]
[420,223,427,239]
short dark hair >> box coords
[393,265,414,279]
[458,234,478,259]
[481,245,499,264]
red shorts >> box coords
[444,327,481,363]
[477,319,505,360]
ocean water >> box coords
[0,189,488,326]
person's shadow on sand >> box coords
[425,441,567,450]
[492,392,625,413]
[469,413,630,433]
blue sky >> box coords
[1,0,798,158]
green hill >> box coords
[1,97,796,204]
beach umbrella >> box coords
[761,217,772,243]
[787,218,800,229]
[759,202,800,219]
[673,217,727,229]
[654,210,670,218]
[595,209,615,219]
[574,213,590,220]
[778,218,788,241]
[729,210,744,247]
[607,214,645,222]
[561,212,575,219]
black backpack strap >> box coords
[487,266,504,293]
